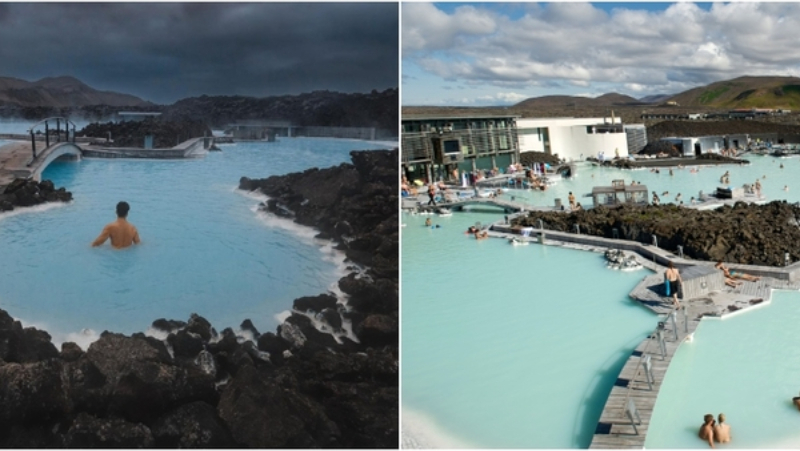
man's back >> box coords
[93,218,140,249]
[714,423,731,443]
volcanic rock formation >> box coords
[512,201,800,266]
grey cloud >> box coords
[0,3,398,103]
[403,2,800,99]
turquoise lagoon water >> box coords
[0,137,394,348]
[402,212,656,448]
[646,291,800,449]
[402,156,800,448]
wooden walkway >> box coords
[416,196,531,213]
[489,225,800,449]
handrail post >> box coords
[683,306,689,334]
[30,131,36,160]
[670,310,679,341]
[643,354,654,391]
[45,121,50,148]
[656,326,667,359]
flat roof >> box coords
[118,111,162,116]
[403,113,521,121]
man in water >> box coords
[92,201,140,249]
[665,261,682,309]
[714,413,731,444]
[699,414,715,448]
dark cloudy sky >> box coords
[0,2,398,104]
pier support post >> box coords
[30,131,36,160]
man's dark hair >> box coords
[116,201,130,218]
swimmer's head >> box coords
[704,414,714,424]
[116,201,130,218]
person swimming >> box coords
[92,201,140,249]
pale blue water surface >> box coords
[0,136,394,346]
[402,156,800,448]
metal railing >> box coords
[614,305,691,434]
[27,117,77,160]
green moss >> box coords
[699,85,730,104]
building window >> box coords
[498,134,509,150]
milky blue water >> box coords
[646,292,800,449]
[0,137,394,347]
[402,155,800,448]
[402,212,657,448]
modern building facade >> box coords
[624,124,648,154]
[659,134,750,156]
[401,114,520,183]
[516,117,629,161]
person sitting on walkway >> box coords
[715,261,761,282]
[713,413,731,444]
[699,414,716,448]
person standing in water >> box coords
[92,201,140,249]
[699,414,715,448]
[713,413,731,444]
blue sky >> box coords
[403,2,800,106]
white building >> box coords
[516,117,629,162]
[660,134,750,157]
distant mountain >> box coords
[512,92,641,109]
[639,94,673,104]
[0,75,152,108]
[667,76,800,109]
[163,89,398,132]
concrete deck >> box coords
[0,141,37,187]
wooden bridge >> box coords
[415,196,536,213]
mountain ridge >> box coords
[0,75,153,107]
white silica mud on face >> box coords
[0,138,393,348]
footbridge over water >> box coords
[0,141,82,189]
[415,196,532,213]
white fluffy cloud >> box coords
[403,2,800,99]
